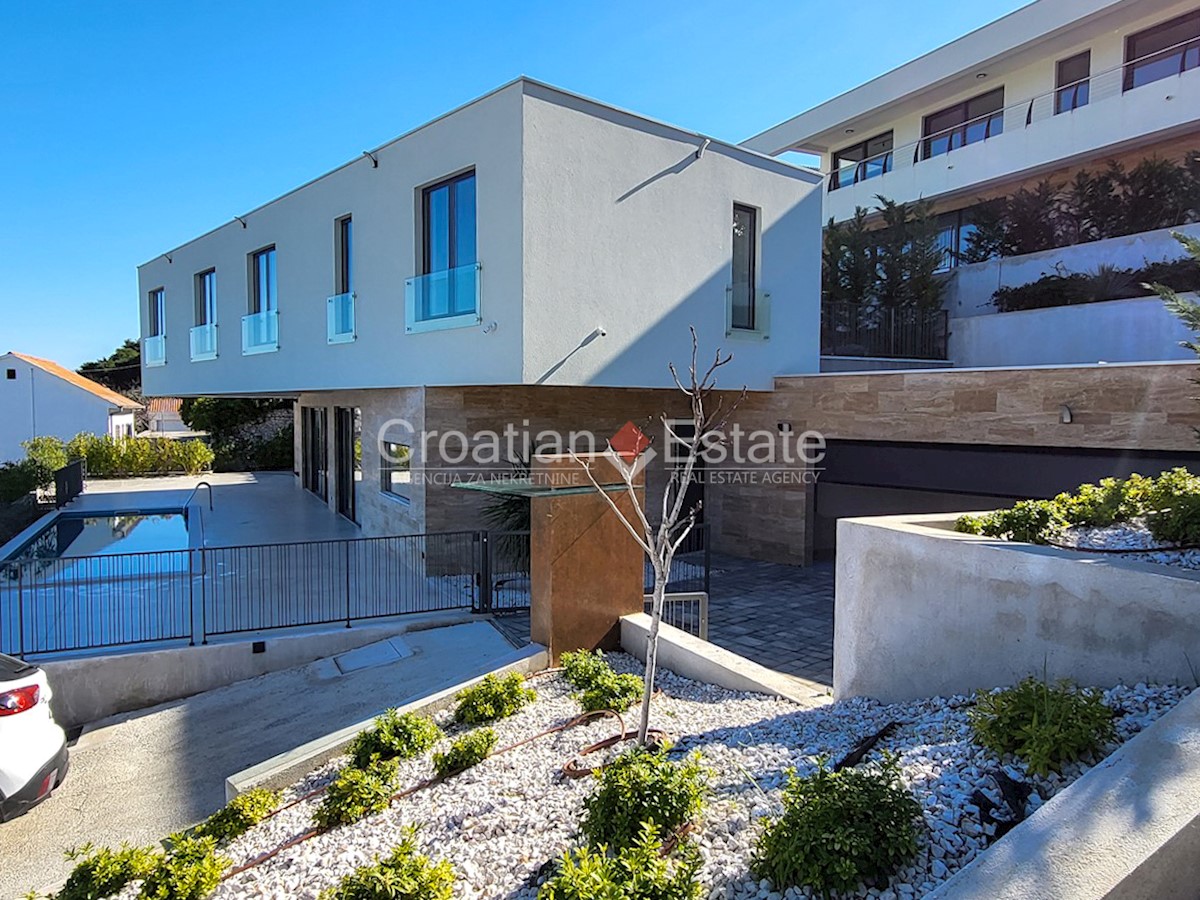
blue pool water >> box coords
[9,510,189,560]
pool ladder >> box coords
[184,481,213,548]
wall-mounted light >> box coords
[1060,404,1073,424]
[695,138,710,160]
[362,150,379,168]
[844,127,855,134]
[164,253,173,264]
[976,72,988,79]
[234,215,247,229]
[482,321,498,334]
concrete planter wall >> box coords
[834,513,1200,703]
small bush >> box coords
[580,746,705,851]
[969,676,1115,776]
[319,829,454,900]
[21,436,68,489]
[432,729,496,778]
[1148,492,1200,544]
[0,460,40,503]
[188,788,279,845]
[561,650,644,713]
[453,673,535,725]
[63,433,214,478]
[540,822,701,900]
[314,760,400,830]
[952,500,1065,544]
[53,843,160,900]
[347,710,443,770]
[751,757,921,897]
[137,836,227,900]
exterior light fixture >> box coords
[234,216,247,229]
[1060,404,1073,424]
[844,128,855,134]
[164,254,173,264]
[976,72,988,79]
[695,138,710,160]
[362,150,379,167]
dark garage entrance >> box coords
[813,439,1200,559]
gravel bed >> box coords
[1057,519,1200,569]
[118,657,1189,900]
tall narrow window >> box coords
[336,216,353,294]
[731,204,758,331]
[1055,51,1091,114]
[250,246,277,314]
[1125,11,1200,91]
[148,288,165,336]
[195,270,216,325]
[921,88,1004,159]
[423,171,476,275]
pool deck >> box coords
[67,472,361,547]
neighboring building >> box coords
[0,351,143,462]
[744,0,1200,371]
[137,78,823,536]
[142,398,191,435]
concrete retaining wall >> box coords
[834,514,1200,703]
[45,612,477,728]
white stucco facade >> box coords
[137,79,822,398]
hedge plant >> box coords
[319,830,454,900]
[137,836,228,900]
[969,677,1115,776]
[314,760,400,829]
[540,822,701,900]
[560,650,644,713]
[432,729,496,778]
[50,843,160,900]
[187,788,280,845]
[347,709,442,770]
[453,673,535,725]
[752,756,921,897]
[579,746,705,851]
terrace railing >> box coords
[821,302,949,360]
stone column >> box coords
[529,453,645,664]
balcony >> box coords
[821,302,948,361]
[828,150,894,192]
[242,309,279,355]
[190,323,217,361]
[144,334,166,367]
[327,292,356,344]
[405,262,481,334]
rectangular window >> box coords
[194,270,216,325]
[336,216,353,295]
[422,171,476,275]
[1125,11,1200,91]
[380,441,411,500]
[5,369,15,380]
[250,246,277,314]
[148,288,165,336]
[731,204,758,331]
[1055,51,1091,113]
[921,88,1004,159]
[830,131,893,191]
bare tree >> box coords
[571,328,745,743]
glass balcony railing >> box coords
[242,309,279,355]
[144,334,166,367]
[725,286,772,338]
[327,292,356,344]
[828,151,894,192]
[189,323,217,361]
[405,262,481,333]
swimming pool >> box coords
[6,510,190,561]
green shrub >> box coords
[580,746,705,851]
[0,460,39,503]
[21,436,68,489]
[62,433,213,478]
[318,829,454,900]
[188,788,279,845]
[432,729,496,778]
[561,650,645,713]
[314,760,400,829]
[348,710,443,770]
[969,676,1115,777]
[952,500,1065,544]
[540,822,701,900]
[1148,492,1200,544]
[751,757,921,897]
[52,843,160,900]
[137,836,227,900]
[453,673,535,725]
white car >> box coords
[0,652,68,821]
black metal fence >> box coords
[644,524,710,596]
[821,302,949,360]
[55,460,85,509]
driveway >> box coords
[1,620,519,899]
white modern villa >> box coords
[744,0,1200,370]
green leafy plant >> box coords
[751,756,921,898]
[319,829,454,900]
[540,822,701,900]
[452,673,535,725]
[432,729,496,778]
[580,746,705,851]
[187,788,280,845]
[21,436,69,490]
[561,650,644,713]
[137,836,227,900]
[347,710,443,770]
[952,499,1065,544]
[48,843,160,900]
[314,760,400,829]
[0,460,41,503]
[1148,492,1200,545]
[969,676,1115,776]
[62,433,214,477]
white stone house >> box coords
[137,78,823,535]
[743,0,1200,370]
[0,351,143,462]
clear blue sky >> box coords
[1,0,1027,368]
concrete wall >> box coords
[0,354,122,462]
[950,296,1196,367]
[833,513,1200,702]
[137,79,822,399]
[946,223,1200,318]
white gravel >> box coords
[1057,519,1200,569]
[113,658,1190,900]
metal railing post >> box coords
[345,540,352,628]
[188,550,195,646]
[478,532,492,614]
[199,547,208,645]
[17,565,26,658]
[703,523,711,599]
